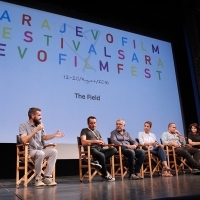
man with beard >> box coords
[80,116,117,181]
[110,119,145,180]
[19,107,65,186]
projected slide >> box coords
[0,1,183,143]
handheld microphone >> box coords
[37,120,45,132]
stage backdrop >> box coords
[0,1,184,149]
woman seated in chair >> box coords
[188,123,200,149]
[138,121,172,177]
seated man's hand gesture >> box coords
[54,131,65,138]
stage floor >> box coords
[0,173,200,200]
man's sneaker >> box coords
[43,177,57,186]
[46,181,57,186]
[35,179,46,187]
[129,174,140,180]
[102,174,115,181]
[91,161,102,170]
[136,173,144,179]
[191,168,200,174]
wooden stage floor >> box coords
[0,173,200,200]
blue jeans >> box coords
[122,148,145,174]
[150,146,167,162]
[90,147,117,176]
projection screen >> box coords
[0,1,184,150]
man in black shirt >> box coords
[80,116,117,181]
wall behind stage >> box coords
[0,1,184,148]
[56,144,78,159]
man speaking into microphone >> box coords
[19,107,65,187]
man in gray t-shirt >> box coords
[19,107,64,187]
[80,116,117,181]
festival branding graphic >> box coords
[0,1,183,143]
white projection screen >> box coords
[0,1,184,150]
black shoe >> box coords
[91,161,102,170]
[191,168,200,175]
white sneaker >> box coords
[102,174,115,181]
[35,179,46,187]
[91,160,102,170]
[136,173,144,179]
[129,174,140,180]
[46,181,57,186]
[43,177,57,186]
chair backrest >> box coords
[135,137,148,150]
[135,138,139,143]
[160,138,163,144]
[185,137,189,144]
[77,136,82,146]
[17,135,22,144]
[17,134,46,147]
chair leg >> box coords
[110,155,115,178]
[172,148,178,176]
[52,166,56,183]
[148,151,153,178]
[118,147,124,180]
[79,155,83,182]
[24,147,28,187]
[88,147,92,182]
[16,147,20,187]
[88,162,92,182]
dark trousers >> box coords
[175,146,200,168]
[150,146,167,162]
[91,147,117,176]
[122,148,145,174]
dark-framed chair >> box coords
[16,135,56,187]
[77,136,115,182]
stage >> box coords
[0,173,200,200]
